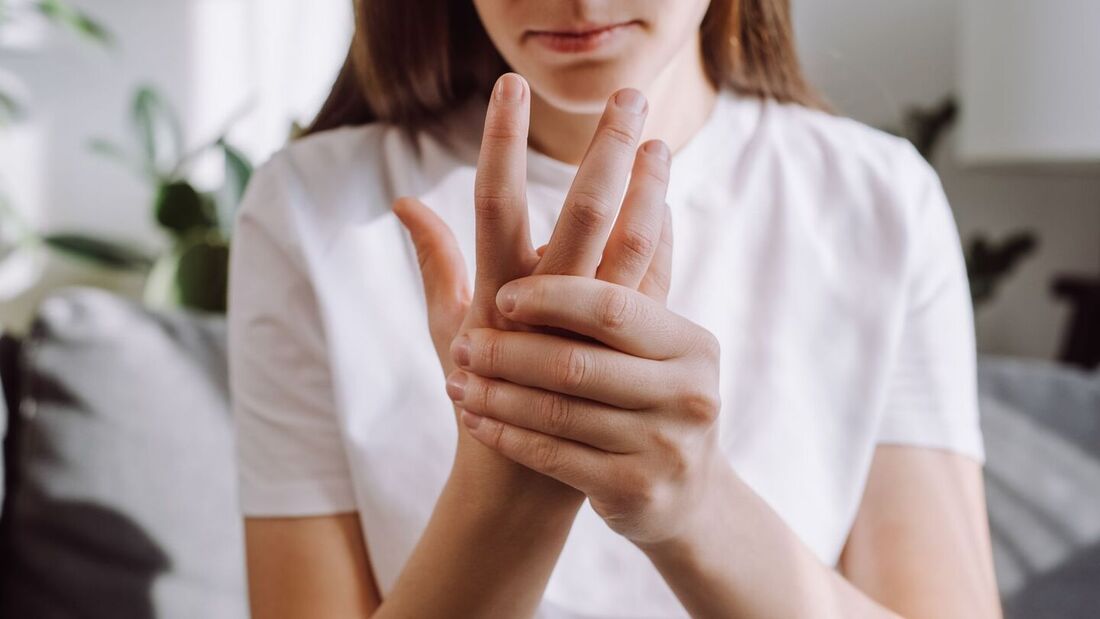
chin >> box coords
[524,61,652,115]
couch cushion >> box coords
[979,357,1100,619]
[0,287,245,618]
[0,334,15,505]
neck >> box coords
[527,35,719,166]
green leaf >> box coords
[221,141,253,205]
[42,233,154,271]
[132,86,183,177]
[216,139,253,231]
[173,235,230,313]
[35,0,113,46]
[154,180,217,236]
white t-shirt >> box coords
[228,88,984,618]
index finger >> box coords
[473,73,537,296]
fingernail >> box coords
[615,89,647,114]
[446,371,467,401]
[644,140,670,162]
[452,335,471,368]
[497,286,518,314]
[461,410,483,430]
[496,74,525,102]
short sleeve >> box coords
[227,155,358,516]
[876,147,985,463]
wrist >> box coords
[635,454,740,564]
[450,438,586,517]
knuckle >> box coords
[539,391,573,435]
[554,346,591,391]
[680,387,720,425]
[660,441,689,480]
[473,192,513,223]
[643,427,688,480]
[486,418,507,451]
[482,117,525,142]
[617,224,658,264]
[477,332,504,372]
[564,191,611,234]
[599,121,639,149]
[596,287,634,331]
[614,467,654,512]
[646,425,678,455]
[479,378,499,414]
[531,437,562,474]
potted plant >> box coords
[89,86,253,313]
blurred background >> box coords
[0,1,1097,617]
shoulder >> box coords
[282,121,415,181]
[741,97,947,234]
[759,98,936,193]
[239,110,478,245]
[229,122,410,268]
[260,122,413,225]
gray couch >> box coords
[0,289,244,618]
[0,288,1097,618]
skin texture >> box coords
[244,2,1003,617]
[245,514,379,617]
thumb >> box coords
[393,197,471,321]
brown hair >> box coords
[307,0,826,135]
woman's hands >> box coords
[396,72,724,546]
[394,72,676,497]
[447,274,727,546]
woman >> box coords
[229,0,1002,616]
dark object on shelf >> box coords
[1053,275,1100,370]
[902,97,959,161]
[888,97,1040,310]
[967,232,1039,308]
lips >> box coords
[525,20,641,54]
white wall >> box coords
[0,0,351,247]
[793,0,1100,359]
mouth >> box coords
[524,20,642,54]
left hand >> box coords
[446,273,727,546]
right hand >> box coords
[393,73,674,495]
